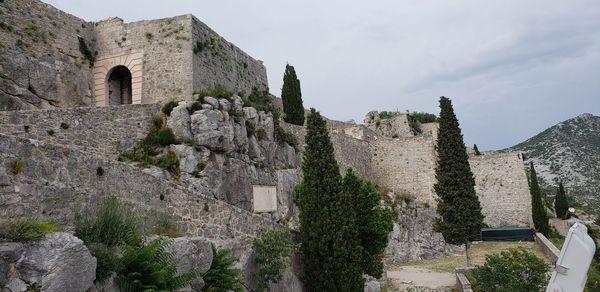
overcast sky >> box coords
[43,0,600,150]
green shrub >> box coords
[194,85,234,100]
[202,244,242,292]
[47,129,55,136]
[275,127,298,149]
[26,281,41,292]
[0,218,60,242]
[243,87,271,113]
[155,150,180,176]
[245,120,256,137]
[87,243,121,282]
[144,32,153,41]
[151,216,182,238]
[75,196,142,248]
[162,101,179,116]
[151,127,177,147]
[152,114,165,129]
[118,237,197,291]
[188,101,203,114]
[78,37,95,67]
[472,247,548,292]
[60,122,69,129]
[191,162,206,178]
[409,111,438,123]
[11,156,24,174]
[253,228,296,292]
[256,128,267,141]
[378,111,400,120]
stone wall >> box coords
[331,132,375,181]
[371,135,438,202]
[364,111,414,138]
[191,16,268,95]
[0,134,278,244]
[469,152,532,227]
[0,104,160,157]
[93,15,195,103]
[0,0,95,110]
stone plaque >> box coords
[253,185,277,213]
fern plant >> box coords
[118,237,197,292]
[202,244,242,292]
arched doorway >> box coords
[107,65,132,105]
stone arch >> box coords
[93,51,143,106]
[106,65,132,105]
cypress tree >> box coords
[554,181,569,220]
[433,96,484,267]
[281,64,305,125]
[473,144,482,155]
[294,109,363,292]
[342,168,393,278]
[529,162,550,235]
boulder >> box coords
[203,96,219,108]
[170,145,201,174]
[190,109,235,152]
[364,279,381,292]
[4,278,26,292]
[0,243,24,287]
[257,112,274,141]
[166,237,213,291]
[231,96,244,112]
[201,104,213,110]
[247,136,263,161]
[15,232,96,292]
[275,143,297,169]
[243,107,258,121]
[219,99,231,112]
[233,122,248,153]
[166,102,193,141]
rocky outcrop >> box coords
[385,205,460,264]
[1,232,96,292]
[166,237,213,291]
[166,97,301,213]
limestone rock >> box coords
[170,144,201,174]
[247,136,263,161]
[364,279,381,292]
[15,232,96,292]
[167,102,193,141]
[0,243,24,287]
[166,237,213,291]
[4,278,26,292]
[219,99,231,112]
[141,166,168,180]
[243,107,258,121]
[201,104,213,110]
[233,122,248,153]
[269,268,303,292]
[231,95,244,112]
[257,111,274,141]
[190,109,235,152]
[275,143,297,169]
[203,96,219,109]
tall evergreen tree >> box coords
[294,109,363,292]
[529,162,550,235]
[554,181,569,220]
[473,144,482,156]
[281,64,305,125]
[342,168,393,278]
[433,96,484,267]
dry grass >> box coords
[392,241,549,273]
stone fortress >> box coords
[0,0,533,288]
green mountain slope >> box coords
[506,113,600,213]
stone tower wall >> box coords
[469,152,532,227]
[191,16,268,96]
[93,15,195,104]
[0,0,95,110]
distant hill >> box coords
[505,113,600,213]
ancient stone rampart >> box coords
[371,135,438,202]
[0,104,160,157]
[191,16,268,96]
[469,152,532,227]
[0,134,278,244]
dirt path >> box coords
[387,266,455,289]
